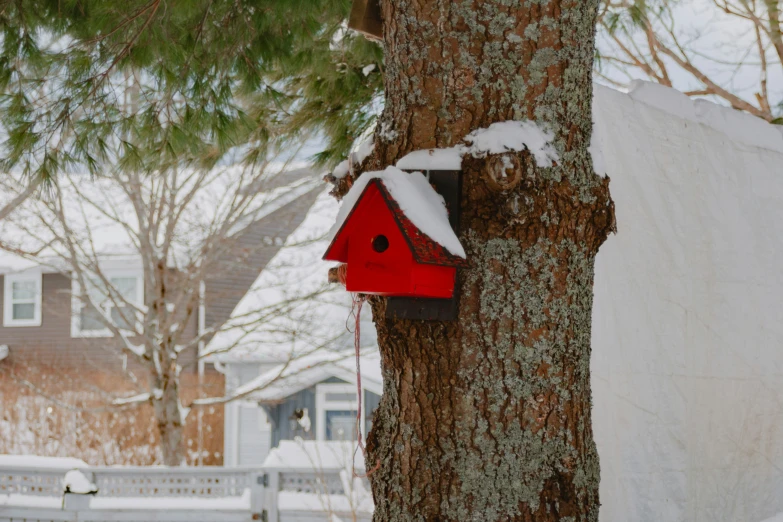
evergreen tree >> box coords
[0,0,382,177]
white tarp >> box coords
[591,82,783,522]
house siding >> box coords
[237,403,272,467]
[0,272,199,371]
[223,362,280,466]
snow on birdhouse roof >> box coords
[205,188,377,362]
[327,166,467,263]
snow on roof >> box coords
[590,81,783,521]
[0,164,315,275]
[235,349,382,401]
[328,166,466,259]
[0,454,88,469]
[590,81,783,178]
[277,491,373,516]
[205,189,377,362]
[0,251,44,274]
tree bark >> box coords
[153,370,186,466]
[361,1,614,520]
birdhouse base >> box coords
[386,293,459,321]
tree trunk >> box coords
[363,1,614,520]
[153,371,185,466]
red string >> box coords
[350,292,381,479]
[345,151,380,478]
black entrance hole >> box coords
[372,235,389,253]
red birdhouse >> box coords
[323,168,467,299]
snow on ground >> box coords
[0,493,63,508]
[591,81,783,522]
[760,514,783,522]
[265,440,374,514]
[263,440,365,471]
[4,82,783,521]
[328,166,466,258]
[88,489,250,510]
[278,491,371,514]
[0,454,88,469]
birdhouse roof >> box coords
[324,167,467,267]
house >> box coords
[205,188,380,466]
[0,167,322,373]
[222,349,382,467]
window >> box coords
[316,383,362,442]
[3,271,42,327]
[325,410,356,441]
[72,271,143,337]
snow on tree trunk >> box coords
[361,1,615,520]
[153,372,185,466]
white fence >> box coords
[0,456,372,522]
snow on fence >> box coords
[0,445,373,522]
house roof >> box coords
[234,349,383,402]
[0,164,317,275]
[204,188,378,363]
[324,168,467,267]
